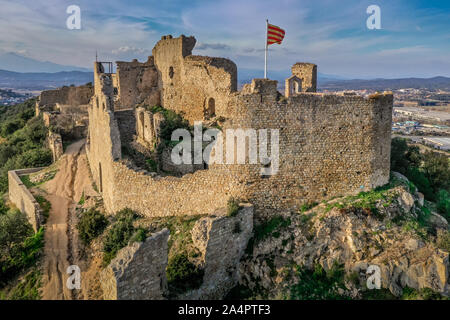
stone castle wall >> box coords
[37,85,93,111]
[8,168,44,232]
[37,85,93,147]
[115,57,160,110]
[100,229,170,300]
[152,35,237,123]
[100,205,253,300]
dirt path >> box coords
[40,139,97,300]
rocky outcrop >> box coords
[239,177,449,298]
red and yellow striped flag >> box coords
[267,23,285,45]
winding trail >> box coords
[40,140,96,300]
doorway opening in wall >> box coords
[99,162,103,193]
[204,97,216,120]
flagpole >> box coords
[264,19,268,79]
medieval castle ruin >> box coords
[11,34,394,299]
[85,34,393,219]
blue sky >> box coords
[0,0,449,78]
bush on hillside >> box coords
[77,209,108,245]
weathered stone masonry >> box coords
[86,34,393,219]
[100,228,170,300]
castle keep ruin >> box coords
[86,34,393,218]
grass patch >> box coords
[401,287,448,300]
[3,269,41,300]
[20,170,58,189]
[361,288,397,300]
[20,175,35,188]
[254,216,291,242]
[299,202,318,213]
[145,158,157,172]
[147,215,204,258]
[288,263,349,300]
[78,192,85,205]
[227,197,240,217]
[0,209,44,286]
[246,216,291,254]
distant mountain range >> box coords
[0,69,93,90]
[0,53,449,92]
[0,52,90,73]
[238,68,346,87]
[320,76,450,91]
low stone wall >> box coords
[37,85,94,109]
[100,228,170,300]
[8,168,44,232]
[100,205,253,300]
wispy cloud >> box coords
[0,0,448,77]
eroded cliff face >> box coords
[238,174,449,299]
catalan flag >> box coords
[264,20,285,78]
[267,23,285,45]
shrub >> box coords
[390,138,421,175]
[77,209,108,245]
[0,198,7,215]
[0,209,43,285]
[166,253,204,294]
[0,104,51,194]
[227,197,240,217]
[401,287,447,300]
[130,227,147,243]
[5,269,41,300]
[148,105,190,143]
